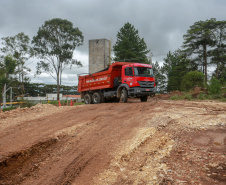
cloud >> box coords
[0,0,225,86]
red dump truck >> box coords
[78,62,156,104]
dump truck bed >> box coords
[78,62,133,92]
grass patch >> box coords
[74,102,85,105]
[170,93,192,101]
[183,94,192,100]
[170,95,183,100]
[2,106,17,112]
[47,100,84,106]
[198,92,207,100]
[170,92,225,102]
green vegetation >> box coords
[23,83,79,97]
[170,92,225,102]
[1,18,225,104]
[208,77,221,95]
[47,100,84,106]
[113,22,149,63]
[155,18,225,93]
[32,18,83,100]
[161,50,192,92]
[170,93,192,101]
[181,71,205,91]
[1,32,32,95]
[2,106,17,112]
[198,92,207,100]
[20,101,35,108]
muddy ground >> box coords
[0,98,225,185]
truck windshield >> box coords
[134,67,154,77]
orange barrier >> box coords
[58,100,62,106]
[70,99,73,106]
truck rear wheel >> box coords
[84,94,93,104]
[121,89,128,103]
[92,93,101,104]
[140,96,148,102]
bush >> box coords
[20,101,35,108]
[181,71,205,91]
[198,92,207,100]
[183,93,192,101]
[208,77,221,95]
[170,93,193,101]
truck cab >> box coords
[118,63,156,102]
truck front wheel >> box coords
[84,94,93,104]
[92,93,101,104]
[140,96,148,102]
[121,89,128,103]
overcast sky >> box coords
[0,0,225,86]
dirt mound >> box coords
[0,103,55,120]
[155,91,183,100]
[0,100,225,184]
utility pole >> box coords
[2,84,13,108]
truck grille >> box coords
[138,81,155,88]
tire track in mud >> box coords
[92,114,176,184]
[0,102,159,184]
[0,100,225,184]
[0,138,59,184]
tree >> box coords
[152,61,166,92]
[181,71,205,91]
[113,22,150,63]
[0,55,17,103]
[182,18,216,83]
[162,50,192,92]
[32,18,84,100]
[208,77,221,95]
[1,32,31,95]
[209,20,226,80]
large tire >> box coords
[121,89,128,103]
[140,96,148,102]
[92,92,101,104]
[84,94,93,104]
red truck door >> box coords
[122,65,135,87]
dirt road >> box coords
[0,99,225,185]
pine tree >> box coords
[209,20,226,80]
[162,50,191,92]
[113,23,149,63]
[182,18,216,83]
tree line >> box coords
[1,18,225,103]
[112,19,225,92]
[152,18,225,92]
[0,18,83,101]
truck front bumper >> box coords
[128,87,156,97]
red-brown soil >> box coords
[0,100,225,184]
